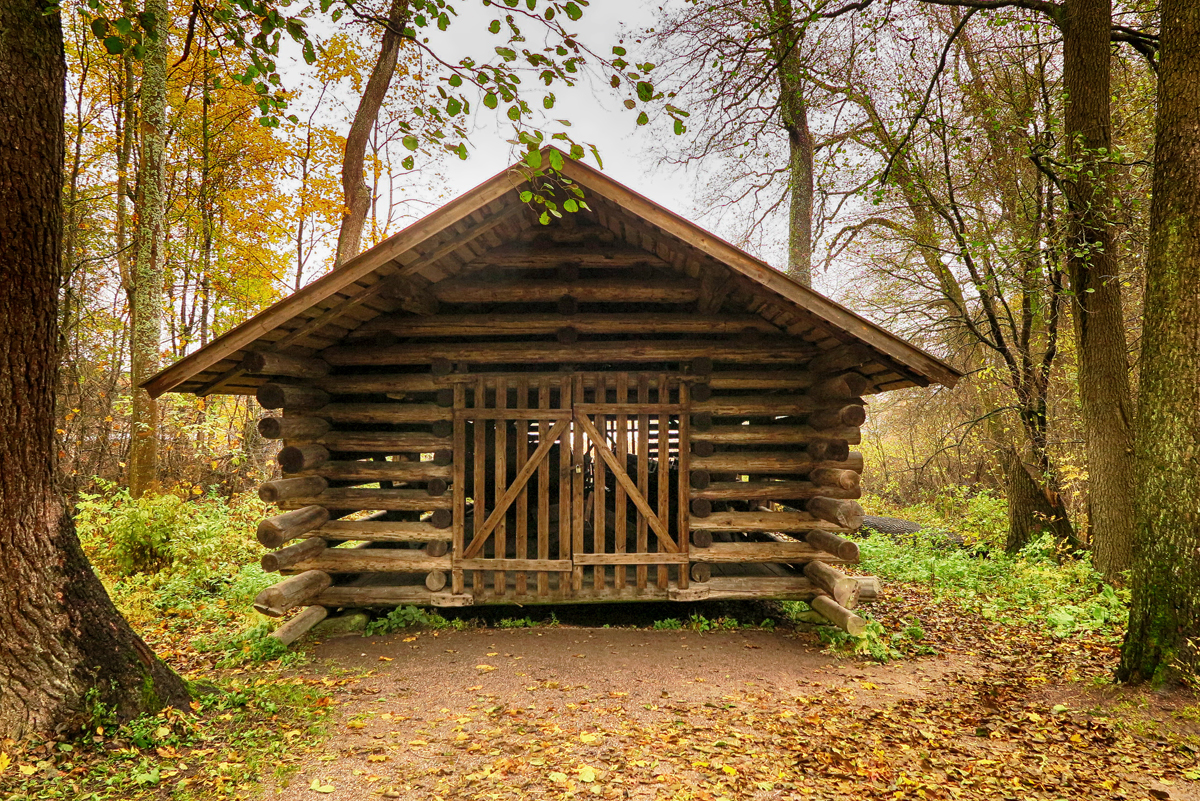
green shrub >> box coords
[364,605,453,636]
[653,618,682,630]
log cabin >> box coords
[145,147,961,639]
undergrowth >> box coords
[75,485,289,667]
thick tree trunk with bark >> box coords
[1117,0,1200,685]
[334,0,411,266]
[1061,0,1135,580]
[773,0,813,286]
[127,0,169,497]
[0,0,189,737]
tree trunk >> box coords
[773,0,813,286]
[1117,0,1200,685]
[127,0,169,497]
[334,0,411,266]
[1061,0,1135,580]
[0,0,189,737]
[1004,450,1077,554]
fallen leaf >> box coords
[578,765,597,783]
[309,778,335,793]
[476,665,497,672]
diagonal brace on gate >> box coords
[462,417,570,559]
[573,412,679,553]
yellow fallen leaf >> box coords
[403,637,417,643]
[18,765,36,776]
[378,656,393,662]
[579,733,598,744]
[367,754,389,762]
[549,771,568,783]
[0,753,9,774]
[859,681,878,690]
[476,665,496,672]
[578,765,597,783]
[309,778,335,793]
[155,726,171,738]
[408,740,428,746]
[722,765,738,776]
[347,720,366,729]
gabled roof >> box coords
[145,147,961,398]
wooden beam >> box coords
[465,244,670,269]
[313,403,451,425]
[322,340,818,367]
[689,542,846,564]
[287,548,452,574]
[353,313,780,339]
[690,480,860,502]
[691,425,860,445]
[690,510,851,533]
[431,279,698,304]
[281,488,453,511]
[269,605,327,645]
[314,520,451,542]
[299,460,451,483]
[315,586,471,607]
[691,451,863,474]
[318,431,450,453]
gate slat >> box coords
[615,372,628,590]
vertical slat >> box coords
[452,382,466,595]
[494,376,507,596]
[657,372,670,590]
[637,373,650,590]
[615,372,628,590]
[537,378,550,597]
[515,377,529,597]
[558,377,573,594]
[593,373,607,592]
[472,375,486,596]
[572,374,585,593]
[677,379,690,590]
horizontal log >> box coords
[691,451,863,474]
[253,570,331,617]
[807,439,851,462]
[806,497,865,530]
[278,444,330,473]
[321,340,818,367]
[690,425,860,445]
[258,505,330,549]
[689,542,847,564]
[258,416,331,440]
[431,278,700,305]
[690,511,852,533]
[269,605,328,645]
[456,558,574,571]
[856,575,881,602]
[708,371,815,390]
[259,476,328,504]
[261,537,327,573]
[806,404,867,429]
[808,467,861,491]
[281,488,453,512]
[690,480,861,502]
[354,313,780,339]
[687,576,817,601]
[811,593,868,636]
[807,372,869,402]
[803,560,858,607]
[242,351,330,378]
[571,552,689,565]
[693,396,827,416]
[803,529,860,562]
[807,344,875,375]
[311,373,440,394]
[319,432,450,453]
[314,403,451,425]
[315,586,470,607]
[256,383,330,411]
[286,549,452,574]
[297,460,452,483]
[314,520,452,542]
[473,244,668,268]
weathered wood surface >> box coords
[258,416,331,440]
[318,431,450,453]
[286,548,452,574]
[811,593,868,636]
[312,403,452,424]
[256,383,330,411]
[259,476,328,503]
[355,313,780,338]
[690,510,851,533]
[242,351,330,378]
[806,404,868,429]
[296,460,452,482]
[315,585,472,607]
[691,425,860,445]
[321,340,818,367]
[690,480,861,502]
[688,542,847,564]
[691,451,863,474]
[430,278,699,304]
[254,570,331,617]
[258,505,330,548]
[261,537,328,573]
[803,529,860,562]
[805,497,865,530]
[278,444,330,473]
[803,560,858,607]
[269,605,328,645]
[808,467,861,491]
[281,488,453,511]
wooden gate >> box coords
[451,372,690,600]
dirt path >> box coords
[271,606,1199,801]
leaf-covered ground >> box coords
[270,592,1199,801]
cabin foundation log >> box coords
[811,593,868,636]
[262,537,328,573]
[258,505,330,549]
[254,570,332,617]
[269,605,329,645]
